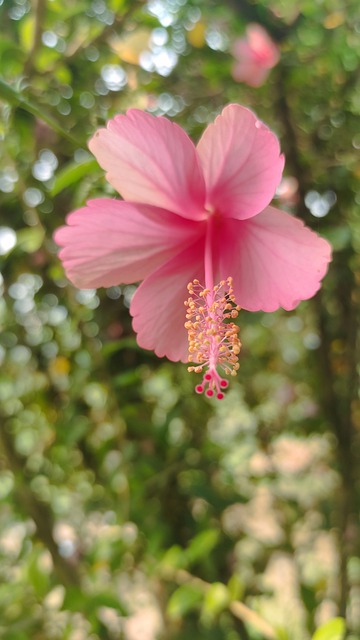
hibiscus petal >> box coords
[54,199,204,289]
[245,24,280,69]
[130,238,205,362]
[89,109,206,221]
[218,206,332,311]
[232,60,270,87]
[197,104,284,220]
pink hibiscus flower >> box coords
[54,105,331,398]
[232,24,280,87]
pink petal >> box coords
[197,104,285,220]
[54,199,204,289]
[232,60,270,87]
[89,109,206,221]
[232,39,253,61]
[130,238,206,362]
[246,24,280,69]
[232,26,280,70]
[218,206,332,311]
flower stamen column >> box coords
[185,216,241,399]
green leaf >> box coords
[160,545,187,572]
[185,529,219,565]
[102,337,140,357]
[54,65,73,85]
[85,592,128,616]
[19,15,35,52]
[60,415,89,445]
[312,618,346,640]
[227,574,245,601]
[167,583,203,619]
[201,582,230,620]
[0,38,23,56]
[113,370,142,388]
[62,586,85,612]
[50,159,99,196]
[48,0,90,19]
[108,0,127,10]
[34,48,60,73]
[27,552,49,598]
[63,587,127,616]
[16,227,45,253]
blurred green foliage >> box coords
[0,0,359,639]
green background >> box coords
[0,0,359,638]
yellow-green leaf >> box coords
[50,159,99,196]
[167,584,203,619]
[19,15,35,52]
[185,529,219,565]
[312,618,346,640]
[16,227,45,253]
[160,545,187,572]
[201,582,230,619]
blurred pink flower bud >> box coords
[232,24,280,87]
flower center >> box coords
[184,277,241,399]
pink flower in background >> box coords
[232,24,280,87]
[54,105,331,398]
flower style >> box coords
[54,105,331,398]
[231,24,280,87]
